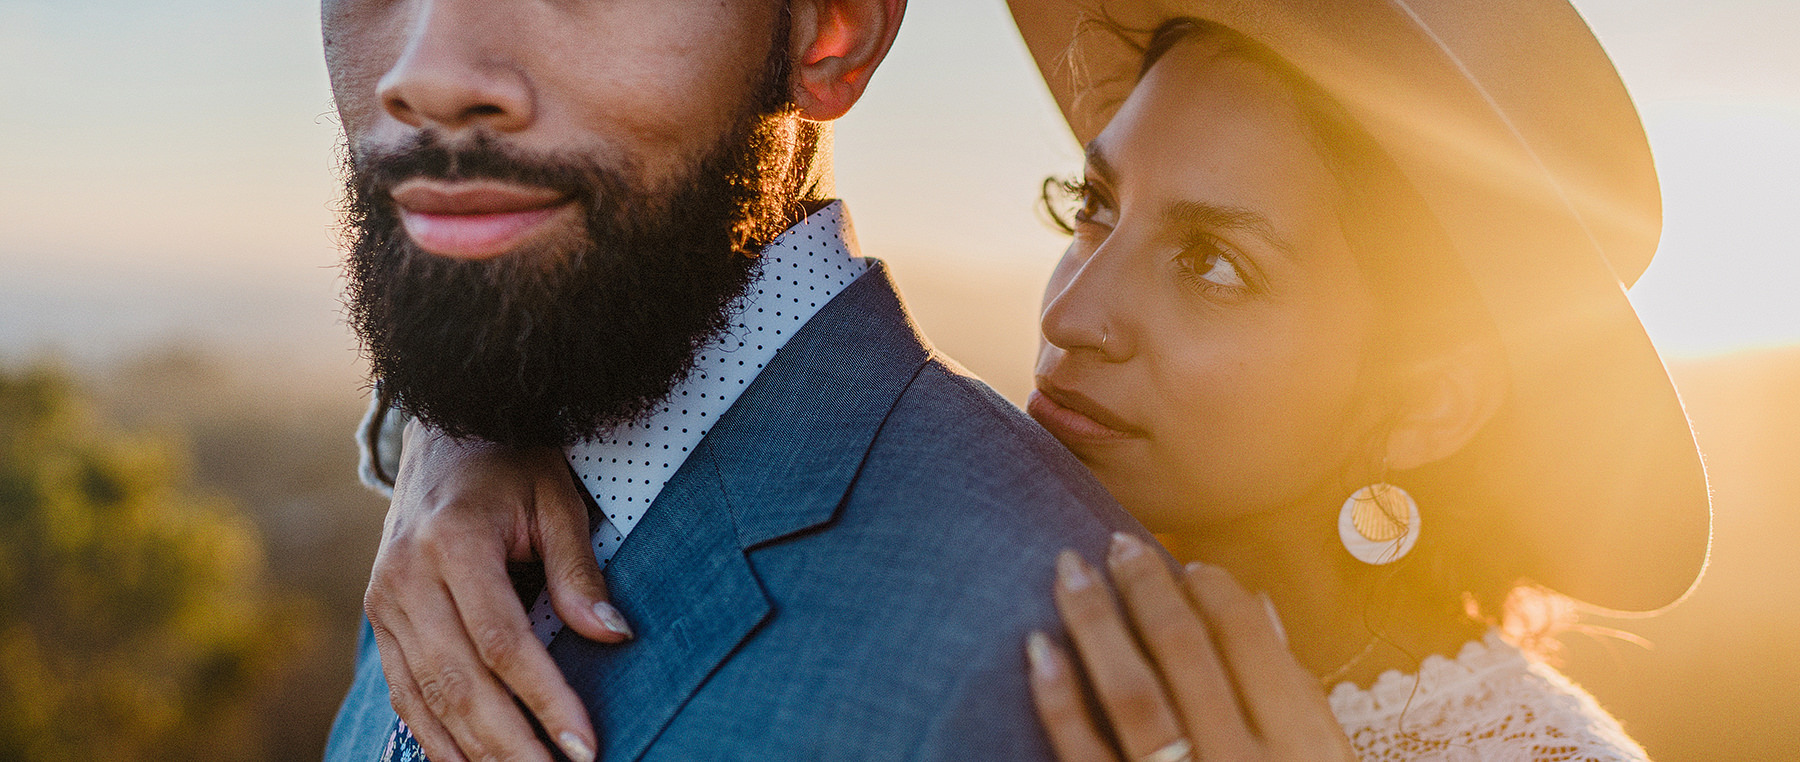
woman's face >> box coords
[1029,41,1383,533]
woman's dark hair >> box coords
[1045,16,1569,650]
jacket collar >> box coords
[547,261,933,761]
[705,260,931,548]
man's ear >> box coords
[1384,340,1509,471]
[787,0,906,121]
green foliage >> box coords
[0,364,301,761]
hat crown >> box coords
[1026,0,1662,284]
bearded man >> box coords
[321,1,1145,760]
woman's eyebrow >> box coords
[1084,143,1118,184]
[1088,141,1295,259]
[1162,200,1296,261]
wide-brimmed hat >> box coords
[1009,0,1710,612]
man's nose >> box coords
[376,0,532,133]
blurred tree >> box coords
[0,363,304,761]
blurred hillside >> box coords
[0,360,320,760]
[73,349,386,761]
[8,337,1794,760]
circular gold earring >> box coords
[1338,483,1420,565]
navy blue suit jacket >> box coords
[326,262,1156,760]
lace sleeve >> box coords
[1329,632,1650,762]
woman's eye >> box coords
[1072,182,1116,228]
[1196,252,1247,288]
[1075,194,1100,221]
[1177,239,1253,296]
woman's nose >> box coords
[1040,245,1135,362]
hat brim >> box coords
[1009,0,1710,612]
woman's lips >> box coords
[1028,387,1140,442]
[391,179,577,261]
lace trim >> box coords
[1323,631,1650,762]
[1326,630,1522,723]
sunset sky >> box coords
[1,0,1795,376]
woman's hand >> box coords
[363,419,627,762]
[1027,533,1356,762]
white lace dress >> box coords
[1327,631,1649,762]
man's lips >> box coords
[391,179,577,260]
[1028,384,1142,442]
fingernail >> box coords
[593,602,634,639]
[1185,560,1209,575]
[558,731,595,762]
[1026,631,1058,679]
[1057,550,1092,591]
[1257,592,1289,647]
[1109,531,1144,562]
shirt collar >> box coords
[562,200,868,539]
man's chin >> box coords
[398,202,585,261]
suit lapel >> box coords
[546,262,932,761]
[707,261,932,549]
[546,445,769,762]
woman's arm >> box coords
[1027,533,1356,762]
[363,418,628,762]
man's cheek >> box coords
[322,7,414,131]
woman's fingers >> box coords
[365,607,470,762]
[537,476,632,645]
[1027,631,1120,762]
[443,534,598,762]
[404,574,557,762]
[1183,563,1356,757]
[368,567,548,762]
[368,502,582,762]
[1105,534,1256,758]
[1053,550,1188,762]
[378,427,613,762]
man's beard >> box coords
[342,61,805,448]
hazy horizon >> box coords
[3,0,1796,383]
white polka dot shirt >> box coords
[526,201,869,642]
